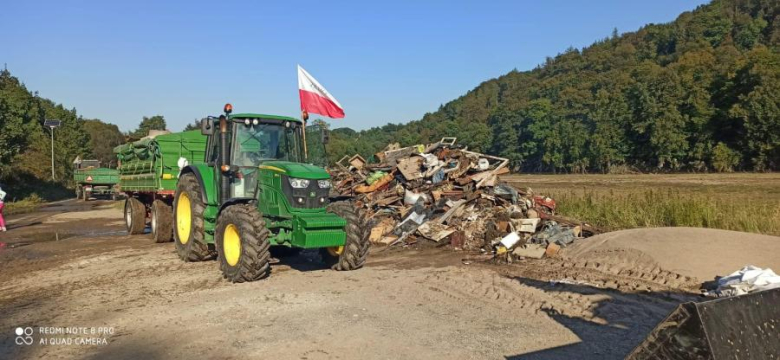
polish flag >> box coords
[298,65,345,119]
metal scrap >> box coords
[328,137,598,257]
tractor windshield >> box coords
[232,121,304,167]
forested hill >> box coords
[0,69,167,199]
[327,0,779,172]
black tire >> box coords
[215,204,271,283]
[124,197,146,235]
[173,173,212,261]
[320,201,371,271]
[151,200,173,243]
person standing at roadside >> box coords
[0,184,6,232]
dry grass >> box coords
[4,194,45,215]
[504,173,780,236]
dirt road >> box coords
[1,201,702,359]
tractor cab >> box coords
[200,105,330,203]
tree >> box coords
[0,67,90,199]
[183,118,200,131]
[299,0,779,171]
[132,115,167,137]
[0,69,40,168]
[589,89,629,172]
[728,47,780,170]
[83,119,125,167]
[711,142,740,172]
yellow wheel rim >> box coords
[327,246,344,257]
[176,192,192,244]
[223,224,242,267]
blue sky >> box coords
[2,0,708,132]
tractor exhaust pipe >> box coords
[219,113,230,203]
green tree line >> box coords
[326,0,779,172]
[2,0,777,203]
[0,69,168,199]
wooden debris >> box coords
[327,137,596,253]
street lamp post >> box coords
[44,119,61,180]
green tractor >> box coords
[173,104,370,282]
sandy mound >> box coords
[562,227,780,282]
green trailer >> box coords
[114,131,207,242]
[73,160,120,201]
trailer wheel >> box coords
[82,189,91,201]
[321,201,371,271]
[151,200,173,243]
[173,173,212,261]
[215,204,271,283]
[124,197,146,235]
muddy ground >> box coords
[1,200,705,359]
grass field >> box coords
[504,173,780,236]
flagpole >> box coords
[301,110,309,160]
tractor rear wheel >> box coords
[151,200,173,243]
[124,197,146,235]
[215,204,271,283]
[173,173,212,261]
[321,201,371,270]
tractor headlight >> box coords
[288,178,310,188]
[317,180,331,188]
[244,119,251,126]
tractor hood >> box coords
[259,161,330,179]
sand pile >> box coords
[562,227,780,282]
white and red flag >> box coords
[297,65,345,119]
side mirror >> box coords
[321,128,330,144]
[201,118,214,135]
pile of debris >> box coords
[329,138,600,259]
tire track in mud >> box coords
[2,225,706,360]
[506,255,701,294]
[0,246,226,327]
[412,254,700,336]
[421,268,598,320]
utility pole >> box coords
[44,119,61,180]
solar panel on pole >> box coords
[44,119,61,128]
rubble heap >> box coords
[329,138,601,259]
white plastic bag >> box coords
[716,265,780,296]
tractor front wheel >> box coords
[321,201,371,271]
[151,200,173,243]
[124,197,146,235]
[173,173,212,261]
[215,204,271,283]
